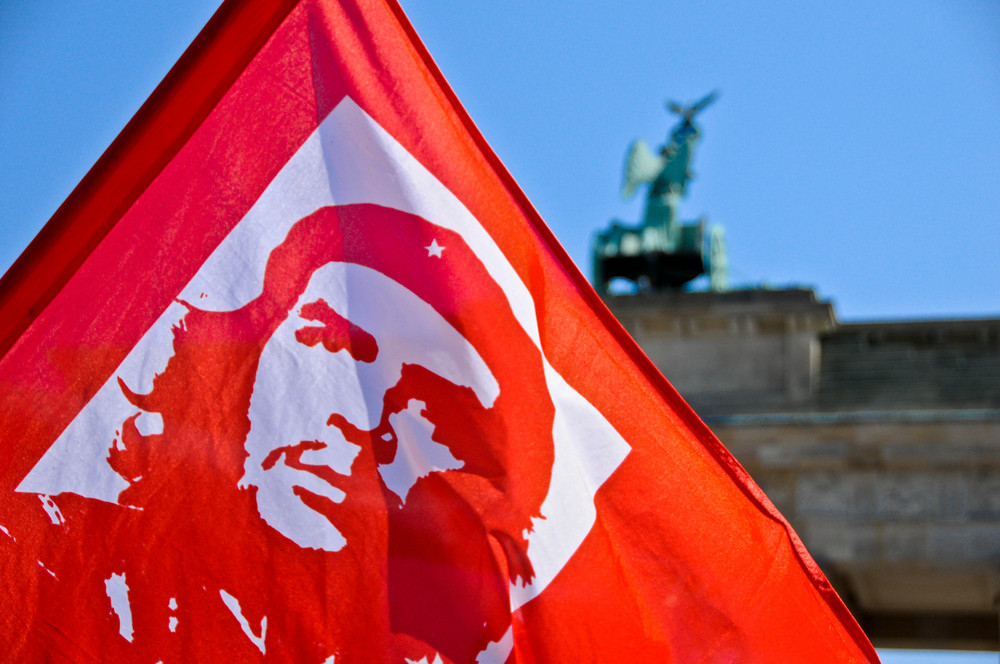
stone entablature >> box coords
[606,288,835,412]
[603,288,1000,651]
[712,412,1000,650]
[820,319,1000,411]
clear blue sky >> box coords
[2,1,998,322]
[2,2,999,660]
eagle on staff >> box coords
[623,91,719,200]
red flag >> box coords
[0,1,878,662]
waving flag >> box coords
[0,0,878,661]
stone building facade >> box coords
[605,288,1000,650]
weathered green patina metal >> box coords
[593,92,728,294]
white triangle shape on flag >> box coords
[17,97,630,608]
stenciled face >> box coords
[239,261,499,552]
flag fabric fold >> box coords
[0,0,878,661]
